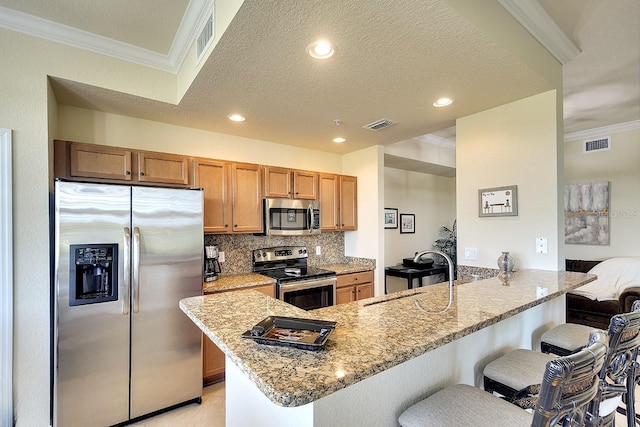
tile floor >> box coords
[129,382,225,427]
[130,381,638,426]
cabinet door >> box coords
[231,162,263,233]
[69,142,132,181]
[263,166,291,198]
[319,174,339,230]
[138,152,189,185]
[339,175,358,230]
[336,286,356,305]
[193,159,231,234]
[356,283,374,300]
[293,170,317,200]
[202,335,225,385]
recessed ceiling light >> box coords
[228,114,246,122]
[333,137,346,143]
[307,40,335,59]
[433,97,453,107]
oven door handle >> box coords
[278,276,337,296]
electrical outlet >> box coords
[315,246,321,255]
[535,238,548,254]
[536,286,549,298]
[218,251,225,263]
[464,247,477,260]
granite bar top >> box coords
[182,269,595,408]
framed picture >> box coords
[564,181,609,245]
[384,208,398,229]
[478,185,518,217]
[400,213,415,234]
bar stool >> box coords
[398,331,607,427]
[483,306,640,427]
[541,301,640,356]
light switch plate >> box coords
[219,251,225,263]
[315,246,321,255]
[464,247,478,260]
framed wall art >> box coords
[400,213,415,234]
[564,181,609,245]
[384,208,398,229]
[478,185,518,217]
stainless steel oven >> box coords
[279,276,336,310]
[252,246,336,310]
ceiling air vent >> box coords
[196,12,214,63]
[583,136,611,153]
[363,118,397,131]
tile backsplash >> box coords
[204,232,347,275]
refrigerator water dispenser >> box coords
[69,244,118,306]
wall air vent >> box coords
[363,118,397,131]
[196,12,214,63]
[583,136,611,153]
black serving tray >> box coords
[241,316,336,351]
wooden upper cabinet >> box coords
[263,167,317,200]
[193,159,231,234]
[339,175,358,230]
[231,162,263,233]
[319,173,339,230]
[137,151,189,185]
[263,166,291,198]
[293,170,317,199]
[69,142,133,181]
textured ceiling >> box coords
[2,0,638,154]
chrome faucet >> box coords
[413,249,455,313]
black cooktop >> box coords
[261,266,335,283]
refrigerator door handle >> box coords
[132,226,141,313]
[123,227,131,315]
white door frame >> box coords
[0,128,13,427]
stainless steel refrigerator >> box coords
[52,180,203,427]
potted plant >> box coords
[432,220,457,278]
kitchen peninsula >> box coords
[180,270,596,427]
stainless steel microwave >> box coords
[263,198,321,235]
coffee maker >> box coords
[204,245,221,282]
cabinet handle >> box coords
[224,224,228,228]
[140,171,145,176]
[126,170,131,175]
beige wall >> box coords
[456,90,562,270]
[57,106,344,173]
[383,168,456,269]
[564,126,640,260]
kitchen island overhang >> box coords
[180,270,596,426]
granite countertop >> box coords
[202,273,275,294]
[316,263,374,275]
[181,269,596,407]
[202,260,375,293]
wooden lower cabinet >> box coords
[203,284,275,385]
[336,271,374,304]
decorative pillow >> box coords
[570,257,640,301]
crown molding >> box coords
[498,0,580,64]
[0,0,212,74]
[564,120,640,142]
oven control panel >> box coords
[253,246,308,262]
